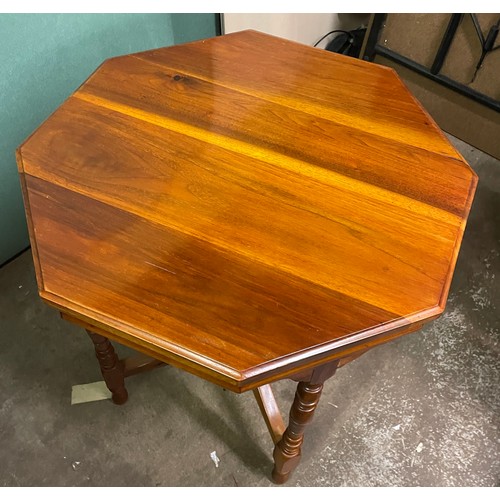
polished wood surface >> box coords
[17,30,477,392]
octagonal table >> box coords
[16,30,477,483]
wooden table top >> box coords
[17,30,477,391]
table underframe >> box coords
[60,311,423,484]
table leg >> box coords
[86,330,128,405]
[271,361,339,484]
[253,384,286,445]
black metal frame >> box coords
[362,14,500,113]
[215,14,223,36]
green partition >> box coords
[0,13,217,265]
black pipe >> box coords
[430,14,463,75]
[362,14,387,61]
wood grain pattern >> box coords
[16,30,477,391]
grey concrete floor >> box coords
[0,135,498,487]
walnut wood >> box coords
[63,311,165,381]
[272,382,324,484]
[16,30,477,392]
[16,30,478,484]
[272,361,339,484]
[253,385,286,445]
[86,330,128,405]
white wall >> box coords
[222,13,369,48]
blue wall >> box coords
[0,13,217,265]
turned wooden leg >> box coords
[271,361,339,484]
[86,330,128,405]
[271,381,323,483]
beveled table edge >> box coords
[40,288,445,393]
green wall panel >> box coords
[171,13,220,44]
[0,13,217,265]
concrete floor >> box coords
[0,135,498,487]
